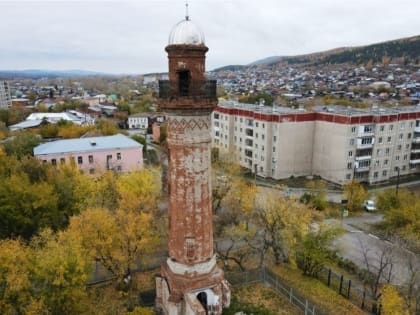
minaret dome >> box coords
[168,18,205,45]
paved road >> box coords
[331,213,420,286]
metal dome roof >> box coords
[168,18,205,46]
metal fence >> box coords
[317,267,379,314]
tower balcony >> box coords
[158,80,218,112]
[159,80,217,100]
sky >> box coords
[1,0,419,74]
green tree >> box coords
[296,226,338,276]
[2,132,41,158]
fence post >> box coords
[361,291,365,309]
[289,287,293,302]
[347,280,351,299]
[327,268,331,287]
[339,275,344,295]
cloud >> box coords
[0,0,419,73]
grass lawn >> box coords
[223,283,301,315]
[271,265,366,315]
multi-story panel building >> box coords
[0,81,12,108]
[34,134,143,174]
[212,101,420,185]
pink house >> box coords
[34,134,143,174]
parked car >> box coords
[363,200,377,211]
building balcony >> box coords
[413,137,420,144]
[409,159,420,165]
[414,126,420,133]
[355,166,370,172]
[159,80,217,99]
[355,155,372,161]
[356,142,374,149]
[358,130,375,137]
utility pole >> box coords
[396,166,400,196]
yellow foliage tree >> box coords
[379,284,409,315]
[343,180,367,213]
[67,207,159,286]
[256,191,313,266]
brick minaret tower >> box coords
[155,10,230,315]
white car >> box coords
[363,200,377,212]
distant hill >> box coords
[281,35,420,66]
[0,69,109,79]
[248,56,283,66]
[212,65,247,72]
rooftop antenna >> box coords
[185,0,190,20]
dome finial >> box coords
[185,0,190,21]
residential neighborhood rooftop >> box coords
[34,133,142,156]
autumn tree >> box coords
[2,132,41,158]
[379,285,409,315]
[296,226,338,277]
[255,191,313,266]
[343,180,367,213]
[67,207,159,287]
[300,179,327,210]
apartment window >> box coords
[396,155,400,161]
[351,126,356,133]
[89,168,95,174]
[384,159,388,166]
[410,121,414,128]
[361,137,373,145]
[240,118,243,123]
[350,139,355,145]
[262,134,265,140]
[407,133,412,139]
[60,158,65,164]
[240,128,242,132]
[346,174,351,180]
[374,172,378,178]
[259,166,264,172]
[239,137,242,142]
[399,133,403,140]
[261,156,264,161]
[377,149,382,156]
[117,153,121,160]
[77,156,83,165]
[380,125,385,132]
[347,162,352,169]
[255,133,258,138]
[51,159,57,166]
[273,147,276,153]
[261,145,264,151]
[397,145,402,150]
[273,136,277,142]
[400,123,405,129]
[406,144,410,150]
[389,125,393,131]
[348,151,353,157]
[117,166,122,171]
[88,155,94,164]
[385,148,390,155]
[374,160,379,166]
[382,170,387,176]
[107,155,112,162]
[402,165,406,171]
[255,144,258,148]
[378,137,382,144]
[394,167,399,172]
[404,154,408,160]
[387,136,392,143]
[262,123,265,128]
[364,125,374,133]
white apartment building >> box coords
[0,81,12,108]
[128,113,149,130]
[212,101,420,185]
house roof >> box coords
[34,134,142,156]
[9,119,46,131]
